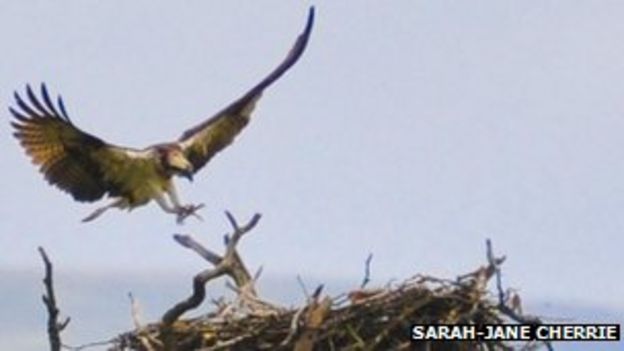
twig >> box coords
[128,298,159,351]
[282,285,328,349]
[62,339,117,351]
[162,212,261,326]
[252,265,263,281]
[38,247,69,351]
[225,279,284,316]
[294,292,332,351]
[297,275,311,301]
[281,305,307,346]
[485,239,554,351]
[205,334,250,351]
[173,234,222,265]
[360,253,373,288]
[365,295,434,351]
[128,292,147,338]
[311,284,324,301]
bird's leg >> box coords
[155,192,202,224]
[155,193,179,214]
[82,198,126,222]
[155,193,189,225]
[167,184,204,224]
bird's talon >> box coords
[175,204,205,224]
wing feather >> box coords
[40,84,63,117]
[10,84,146,202]
[179,7,314,173]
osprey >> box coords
[10,8,314,224]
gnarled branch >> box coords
[161,211,261,326]
[38,247,70,351]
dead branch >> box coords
[486,239,554,351]
[296,275,311,301]
[38,248,119,351]
[129,293,144,330]
[360,253,374,289]
[161,212,261,327]
[280,305,307,346]
[128,293,159,350]
[62,339,117,351]
[293,286,332,351]
[38,247,70,351]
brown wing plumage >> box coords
[11,84,118,201]
[178,7,315,173]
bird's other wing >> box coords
[10,84,150,202]
[178,6,315,173]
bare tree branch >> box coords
[293,288,332,351]
[161,212,262,326]
[38,247,69,351]
[485,239,554,351]
[62,339,117,351]
[296,275,311,301]
[360,252,374,288]
[128,292,143,330]
[173,234,222,265]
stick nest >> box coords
[112,269,540,351]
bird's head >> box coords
[157,144,194,181]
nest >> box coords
[113,272,537,351]
[109,217,547,351]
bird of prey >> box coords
[10,7,314,224]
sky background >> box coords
[1,1,623,350]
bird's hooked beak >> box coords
[168,152,194,182]
[181,169,194,182]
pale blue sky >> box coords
[1,1,623,349]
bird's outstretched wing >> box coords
[178,7,315,173]
[10,84,149,202]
